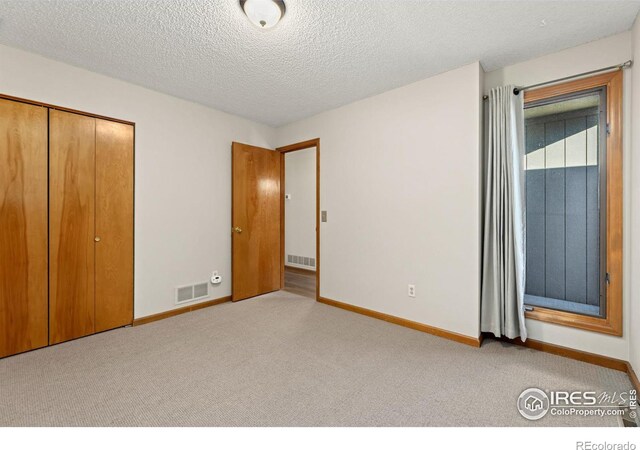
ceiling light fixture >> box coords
[240,0,285,29]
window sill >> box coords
[525,307,622,336]
[525,294,600,316]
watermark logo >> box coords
[517,388,637,422]
[517,388,550,420]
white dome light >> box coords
[240,0,285,29]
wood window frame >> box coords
[523,70,623,336]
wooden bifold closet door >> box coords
[49,110,133,345]
[49,110,96,344]
[0,99,48,358]
[0,97,133,357]
[94,119,134,333]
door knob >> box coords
[232,227,242,234]
[94,237,101,242]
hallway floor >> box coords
[283,266,316,299]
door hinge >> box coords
[606,123,611,135]
[605,272,611,285]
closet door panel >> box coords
[49,110,96,344]
[95,119,133,332]
[0,99,48,358]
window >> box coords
[523,71,623,336]
[524,91,605,317]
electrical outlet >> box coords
[408,284,416,298]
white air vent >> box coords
[175,282,209,304]
[286,254,316,268]
[177,286,193,303]
[193,282,208,298]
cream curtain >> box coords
[481,85,527,341]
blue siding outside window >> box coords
[524,104,601,316]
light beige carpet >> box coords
[0,291,632,426]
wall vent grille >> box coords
[193,283,208,298]
[175,282,209,304]
[286,254,316,268]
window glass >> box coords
[523,90,605,318]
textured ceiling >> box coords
[0,1,638,126]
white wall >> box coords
[277,62,483,339]
[630,18,640,371]
[285,147,317,270]
[0,44,276,319]
[485,32,633,360]
[3,30,637,359]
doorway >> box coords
[277,139,320,300]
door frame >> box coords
[276,138,320,301]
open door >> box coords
[232,142,281,301]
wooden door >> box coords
[0,99,48,358]
[232,142,281,301]
[49,110,96,344]
[95,119,134,332]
